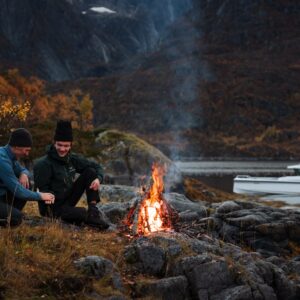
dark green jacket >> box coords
[33,145,104,203]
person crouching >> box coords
[33,120,109,229]
[0,128,55,227]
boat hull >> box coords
[233,175,300,195]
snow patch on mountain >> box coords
[90,7,116,14]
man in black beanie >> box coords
[0,128,55,227]
[34,120,109,229]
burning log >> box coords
[124,163,179,236]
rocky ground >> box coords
[8,182,299,299]
[65,132,300,298]
[2,132,298,299]
[71,184,300,299]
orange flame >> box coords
[136,163,172,235]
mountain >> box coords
[0,0,193,80]
[1,0,299,158]
[49,0,300,158]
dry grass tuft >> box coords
[258,200,288,208]
[0,218,129,299]
[184,177,239,203]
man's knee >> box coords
[82,167,97,179]
[80,168,98,186]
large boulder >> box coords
[94,129,175,185]
[100,184,139,203]
[135,276,190,300]
[124,237,167,276]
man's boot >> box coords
[86,204,109,229]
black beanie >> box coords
[54,120,73,141]
[8,128,33,147]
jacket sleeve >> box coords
[14,160,30,178]
[0,155,41,200]
[72,154,104,183]
[33,160,53,193]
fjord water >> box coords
[175,160,300,205]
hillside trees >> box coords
[0,96,31,137]
[0,69,94,136]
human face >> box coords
[54,141,72,157]
[11,147,31,159]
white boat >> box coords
[233,164,300,195]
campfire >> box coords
[124,162,178,236]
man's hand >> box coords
[40,192,55,204]
[89,178,100,191]
[19,173,30,189]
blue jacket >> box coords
[0,145,41,200]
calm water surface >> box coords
[175,160,300,205]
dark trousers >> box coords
[38,168,100,225]
[0,193,27,227]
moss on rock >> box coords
[94,129,173,184]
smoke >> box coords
[111,0,214,187]
[161,8,213,161]
[159,2,214,189]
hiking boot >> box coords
[86,205,109,229]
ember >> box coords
[124,162,178,236]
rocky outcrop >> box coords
[99,186,300,258]
[92,185,300,298]
[23,184,299,298]
[119,232,300,299]
[95,129,176,185]
[210,200,300,257]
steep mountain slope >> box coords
[0,0,109,80]
[0,0,193,80]
[51,0,300,158]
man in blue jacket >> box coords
[0,128,55,227]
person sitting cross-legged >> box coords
[33,120,109,229]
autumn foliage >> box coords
[0,69,94,137]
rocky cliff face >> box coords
[0,0,108,80]
[0,0,193,80]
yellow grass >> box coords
[0,199,131,299]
